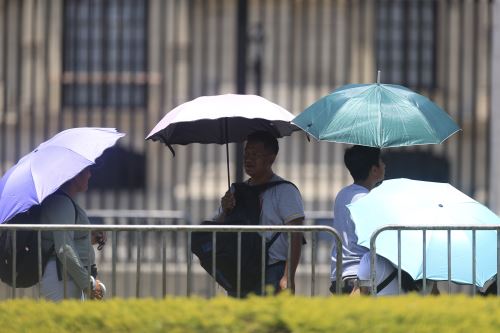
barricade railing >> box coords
[86,209,189,220]
[85,209,334,269]
[369,225,500,296]
[0,224,342,299]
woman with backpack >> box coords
[40,167,106,301]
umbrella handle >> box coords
[226,142,231,190]
[225,118,231,190]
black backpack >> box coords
[0,193,77,288]
[191,180,294,295]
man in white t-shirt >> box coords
[218,131,305,295]
[330,145,385,294]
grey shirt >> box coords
[258,175,305,263]
[41,194,95,290]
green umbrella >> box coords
[292,77,460,147]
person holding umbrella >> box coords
[0,127,124,300]
[329,145,385,294]
[291,73,461,295]
[40,167,106,301]
[217,131,305,295]
[147,94,301,297]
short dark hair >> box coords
[246,131,279,155]
[344,145,381,181]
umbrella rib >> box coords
[377,88,383,146]
[383,86,422,145]
[316,97,349,140]
[417,99,457,142]
[345,87,379,146]
[347,98,370,145]
[324,97,365,144]
[324,86,375,144]
[392,99,412,145]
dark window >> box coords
[62,0,148,109]
[376,0,437,89]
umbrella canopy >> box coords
[146,94,298,145]
[146,94,299,187]
[292,82,460,147]
[347,178,500,288]
[0,127,125,224]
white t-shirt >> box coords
[331,183,370,280]
[260,175,305,263]
[357,252,399,296]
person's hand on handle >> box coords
[221,191,236,214]
[91,279,106,300]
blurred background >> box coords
[0,0,498,297]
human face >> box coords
[244,142,275,178]
[73,167,92,193]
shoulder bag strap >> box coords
[377,269,398,293]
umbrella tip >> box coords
[377,70,381,85]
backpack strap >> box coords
[257,180,300,250]
[54,191,79,220]
[52,191,79,282]
[231,180,299,249]
[250,180,298,193]
[266,231,282,248]
[376,269,398,293]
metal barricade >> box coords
[0,224,342,300]
[368,225,500,296]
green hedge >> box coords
[1,295,500,333]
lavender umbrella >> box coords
[0,127,125,224]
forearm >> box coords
[283,217,304,278]
[53,232,92,290]
[284,232,303,279]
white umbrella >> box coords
[146,94,299,188]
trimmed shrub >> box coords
[0,294,499,333]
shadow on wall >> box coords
[88,145,146,190]
[383,151,450,183]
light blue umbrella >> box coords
[292,75,460,147]
[0,127,125,224]
[348,178,500,288]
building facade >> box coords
[0,0,495,223]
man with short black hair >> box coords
[218,131,305,295]
[329,145,385,294]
